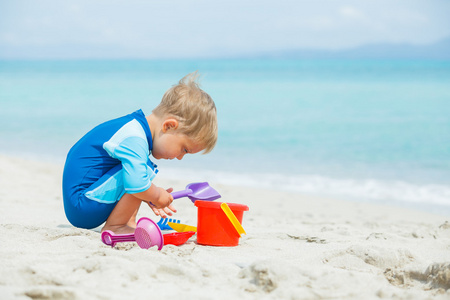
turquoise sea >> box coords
[1,59,449,215]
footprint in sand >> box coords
[239,262,278,293]
[385,262,450,293]
[323,245,415,271]
[24,287,76,300]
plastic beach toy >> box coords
[157,217,180,230]
[168,222,197,233]
[220,203,246,237]
[101,217,164,250]
[171,182,221,203]
[163,231,195,246]
[195,200,249,247]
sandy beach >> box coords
[0,154,449,300]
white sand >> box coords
[1,154,449,300]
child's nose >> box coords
[177,153,186,160]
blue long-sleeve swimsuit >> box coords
[62,109,158,229]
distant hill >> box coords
[258,37,450,60]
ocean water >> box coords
[1,59,449,215]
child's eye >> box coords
[184,148,188,153]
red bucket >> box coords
[195,200,249,247]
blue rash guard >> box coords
[62,109,158,229]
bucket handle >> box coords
[220,203,246,237]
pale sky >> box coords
[1,0,450,59]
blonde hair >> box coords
[152,71,218,153]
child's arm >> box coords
[102,129,176,216]
[132,184,177,218]
[132,183,173,208]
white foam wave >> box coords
[159,167,450,207]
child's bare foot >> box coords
[101,224,136,235]
[127,217,137,229]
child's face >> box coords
[152,132,203,160]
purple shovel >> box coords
[171,182,221,203]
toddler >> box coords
[62,72,218,235]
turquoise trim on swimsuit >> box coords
[103,119,158,194]
[84,119,158,204]
[85,168,126,204]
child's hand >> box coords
[148,187,177,218]
[149,203,177,218]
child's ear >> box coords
[162,118,179,132]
